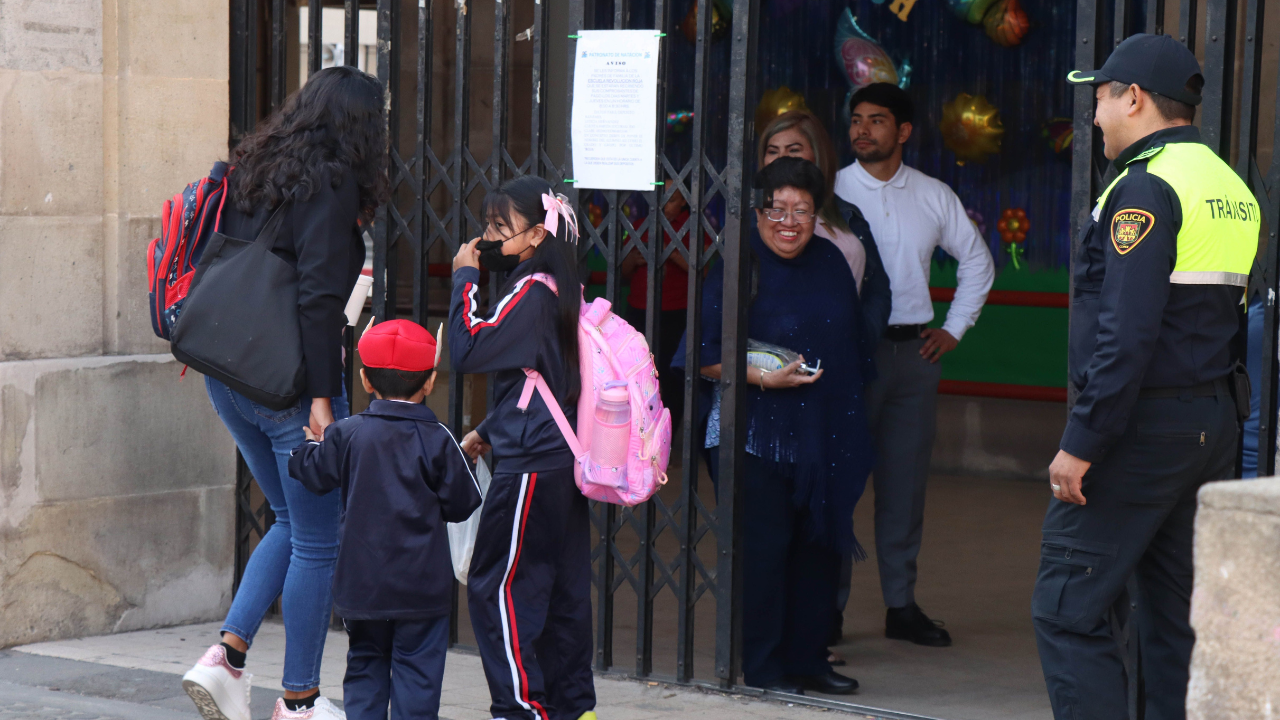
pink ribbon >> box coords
[542,192,580,243]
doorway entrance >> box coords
[226,2,1280,719]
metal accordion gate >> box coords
[226,0,814,705]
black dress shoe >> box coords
[757,680,805,695]
[794,670,859,695]
[886,603,952,647]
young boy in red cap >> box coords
[290,319,482,720]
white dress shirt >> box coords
[833,161,994,341]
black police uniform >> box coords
[1033,125,1241,719]
[1038,34,1260,720]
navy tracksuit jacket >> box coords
[290,399,482,720]
[450,263,595,720]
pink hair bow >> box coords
[542,192,580,243]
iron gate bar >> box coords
[229,0,257,144]
[372,0,394,323]
[1145,0,1163,35]
[492,0,509,190]
[1243,0,1280,477]
[716,0,759,688]
[308,0,324,75]
[412,0,431,327]
[344,0,360,66]
[1112,0,1129,47]
[529,0,550,180]
[1253,0,1280,479]
[1201,0,1236,158]
[1178,0,1198,50]
[271,0,286,110]
[675,0,716,686]
[1068,0,1102,413]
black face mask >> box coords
[476,239,522,273]
[476,225,535,273]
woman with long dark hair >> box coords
[450,175,597,720]
[182,65,388,720]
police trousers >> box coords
[1032,391,1237,720]
[467,467,595,720]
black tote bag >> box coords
[170,205,307,411]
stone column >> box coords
[0,0,235,647]
[1187,478,1280,718]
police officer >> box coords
[1035,34,1259,719]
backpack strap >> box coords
[517,368,584,458]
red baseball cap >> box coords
[358,319,437,372]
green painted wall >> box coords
[928,261,1069,388]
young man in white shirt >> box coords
[833,83,994,647]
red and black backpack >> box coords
[147,162,229,339]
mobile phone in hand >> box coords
[797,358,821,376]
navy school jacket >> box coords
[289,400,481,620]
[449,263,578,474]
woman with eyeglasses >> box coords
[697,157,875,696]
[759,110,891,341]
[759,109,892,666]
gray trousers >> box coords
[837,337,942,611]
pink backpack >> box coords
[516,273,672,506]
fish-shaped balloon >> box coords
[835,10,911,92]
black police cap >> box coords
[1066,33,1203,106]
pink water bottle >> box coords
[591,382,631,471]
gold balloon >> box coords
[754,86,811,135]
[940,93,1004,165]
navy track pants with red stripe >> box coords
[468,467,595,720]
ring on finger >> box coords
[1051,484,1061,492]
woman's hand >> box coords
[309,397,335,441]
[460,430,492,461]
[760,357,823,389]
[453,238,481,272]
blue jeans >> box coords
[205,376,348,691]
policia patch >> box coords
[1111,209,1155,255]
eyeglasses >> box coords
[762,208,815,224]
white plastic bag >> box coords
[447,456,490,584]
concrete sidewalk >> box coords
[10,621,925,720]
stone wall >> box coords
[1187,478,1280,718]
[0,0,235,647]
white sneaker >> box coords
[182,644,253,720]
[270,696,346,720]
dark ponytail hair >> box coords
[483,175,582,404]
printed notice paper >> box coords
[570,30,661,191]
